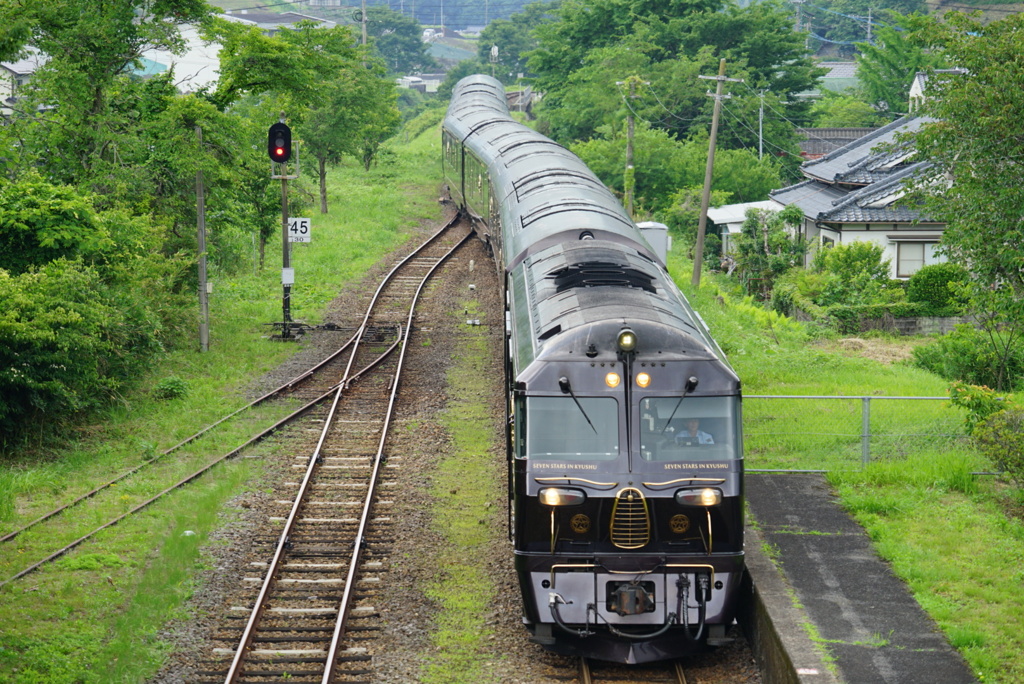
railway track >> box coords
[580,657,690,684]
[193,220,474,683]
[0,216,471,590]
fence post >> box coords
[861,397,871,467]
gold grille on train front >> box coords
[610,487,650,549]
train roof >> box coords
[444,75,658,270]
[508,240,731,374]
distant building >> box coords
[707,201,783,256]
[796,127,875,159]
[141,25,222,92]
[816,61,860,93]
[909,68,968,112]
[1,49,47,112]
[219,11,337,35]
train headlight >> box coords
[605,372,621,388]
[617,328,637,352]
[675,488,722,507]
[538,487,587,506]
[635,372,651,388]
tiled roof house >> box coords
[768,114,945,279]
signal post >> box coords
[268,117,299,339]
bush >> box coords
[907,263,970,315]
[973,409,1024,486]
[0,260,166,442]
[913,324,1024,390]
[152,376,191,400]
[0,175,111,274]
[947,381,1011,434]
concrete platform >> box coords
[745,473,977,684]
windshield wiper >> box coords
[559,377,597,434]
[660,376,699,434]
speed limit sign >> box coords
[288,217,311,242]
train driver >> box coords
[674,418,714,446]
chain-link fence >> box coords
[744,395,972,471]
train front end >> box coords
[508,244,744,664]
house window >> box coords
[897,242,925,277]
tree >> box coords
[856,14,945,116]
[0,175,111,274]
[527,0,822,149]
[365,5,438,75]
[476,1,558,83]
[907,12,1024,300]
[210,20,364,115]
[302,65,401,211]
[2,0,210,184]
[811,0,926,49]
[732,205,807,299]
[571,121,784,215]
[809,92,881,127]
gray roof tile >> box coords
[801,114,934,185]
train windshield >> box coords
[637,396,740,463]
[524,397,619,461]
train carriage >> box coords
[443,74,745,665]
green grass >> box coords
[0,122,445,682]
[421,298,505,683]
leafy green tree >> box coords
[732,205,806,299]
[572,123,783,215]
[302,64,401,211]
[366,5,438,75]
[810,92,881,127]
[528,0,822,148]
[905,262,969,315]
[907,12,1024,299]
[808,240,898,306]
[210,20,364,115]
[476,1,558,83]
[856,14,944,116]
[812,0,925,50]
[905,12,1024,391]
[2,0,210,183]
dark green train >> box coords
[443,75,745,664]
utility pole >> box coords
[625,79,636,218]
[758,89,765,160]
[361,0,367,45]
[617,76,646,219]
[692,59,742,288]
[196,126,210,352]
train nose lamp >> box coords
[675,488,722,506]
[635,372,652,388]
[605,372,621,388]
[617,328,637,353]
[539,487,586,506]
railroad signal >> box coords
[268,122,292,163]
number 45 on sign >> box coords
[288,217,311,243]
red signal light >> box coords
[268,122,292,163]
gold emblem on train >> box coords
[571,514,591,534]
[670,514,691,534]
